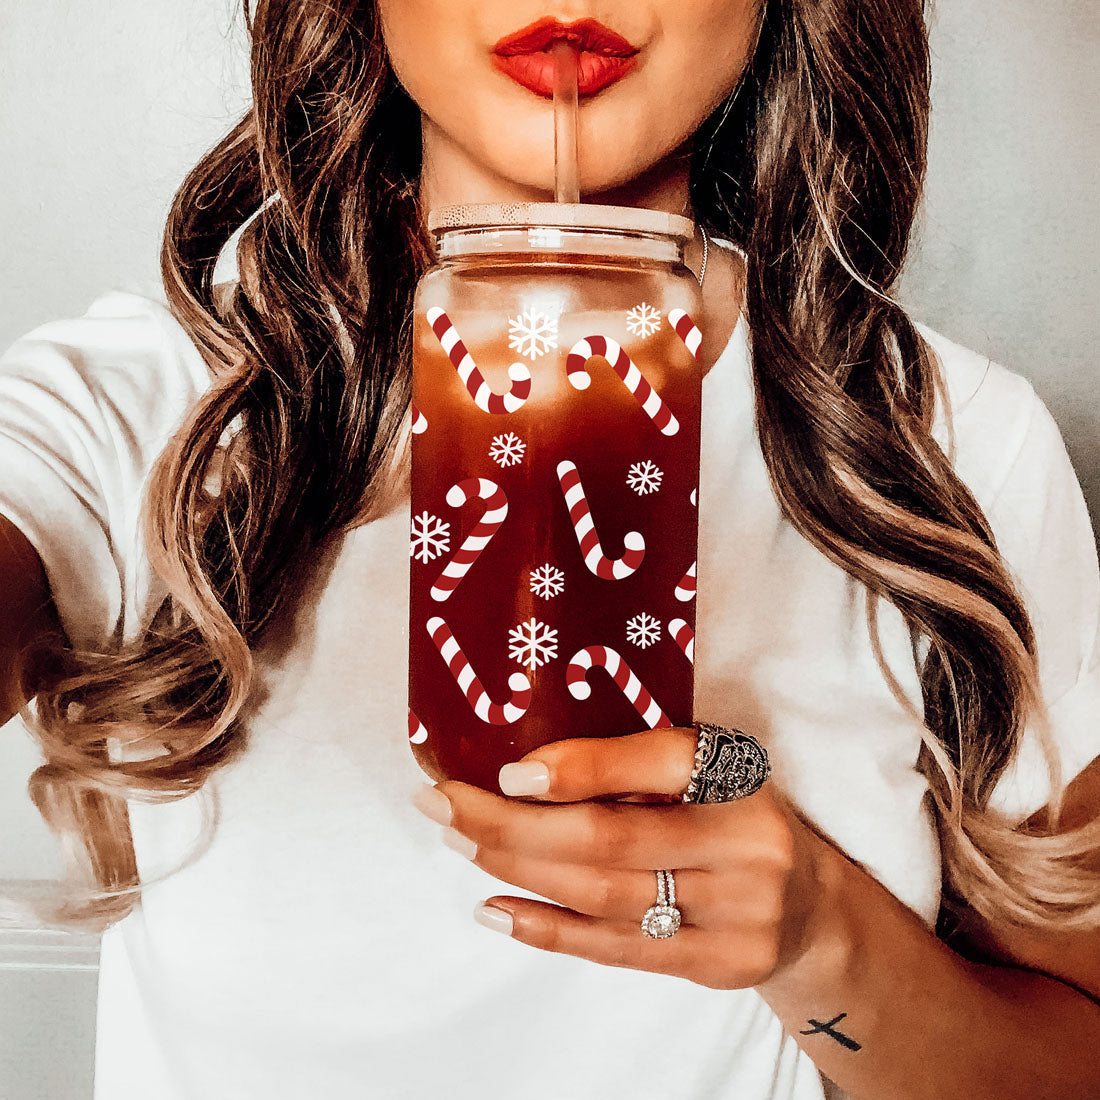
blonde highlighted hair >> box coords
[13,0,1100,935]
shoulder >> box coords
[917,322,1100,821]
[0,289,213,445]
[915,322,1090,582]
[915,321,1051,508]
[0,290,216,649]
[921,316,1097,668]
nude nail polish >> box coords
[411,783,453,826]
[442,827,477,860]
[474,903,514,935]
[498,761,550,796]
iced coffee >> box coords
[407,204,704,790]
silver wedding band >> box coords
[640,869,681,939]
[640,724,771,938]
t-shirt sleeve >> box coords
[0,291,211,652]
[918,325,1100,824]
[977,386,1100,823]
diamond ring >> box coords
[640,869,681,939]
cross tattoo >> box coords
[799,1012,862,1051]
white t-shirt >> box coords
[1,258,1098,1100]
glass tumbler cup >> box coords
[407,203,704,790]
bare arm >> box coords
[0,513,64,724]
[755,758,1100,1099]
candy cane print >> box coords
[426,307,531,414]
[556,460,645,580]
[427,616,532,724]
[667,309,702,360]
[675,486,698,601]
[410,403,428,435]
[675,560,697,602]
[566,336,679,436]
[408,710,428,744]
[431,477,508,602]
[668,618,695,664]
[566,645,671,729]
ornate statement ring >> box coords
[640,869,681,939]
[682,722,770,804]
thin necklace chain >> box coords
[697,225,709,288]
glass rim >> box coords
[427,202,696,242]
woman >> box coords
[1,0,1098,1097]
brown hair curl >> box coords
[15,0,1099,934]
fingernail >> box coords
[412,783,453,826]
[498,761,550,796]
[474,903,514,935]
[442,827,477,860]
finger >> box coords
[466,847,773,926]
[498,727,698,802]
[474,897,770,990]
[466,844,721,924]
[436,779,762,870]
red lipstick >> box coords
[491,17,639,98]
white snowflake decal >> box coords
[529,563,565,600]
[626,302,662,340]
[626,612,662,649]
[626,459,664,496]
[410,510,451,563]
[508,617,559,670]
[489,431,526,468]
[508,308,559,360]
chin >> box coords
[479,138,660,200]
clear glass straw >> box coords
[552,42,580,203]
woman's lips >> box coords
[491,51,637,98]
[491,17,639,98]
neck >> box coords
[417,119,705,275]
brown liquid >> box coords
[408,258,702,790]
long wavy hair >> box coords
[14,0,1100,936]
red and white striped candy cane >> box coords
[408,709,428,744]
[431,478,508,602]
[410,403,428,435]
[675,486,698,601]
[668,618,695,664]
[565,335,679,436]
[427,616,531,725]
[426,307,531,414]
[566,645,671,728]
[556,460,645,580]
[675,560,697,602]
[667,309,702,360]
